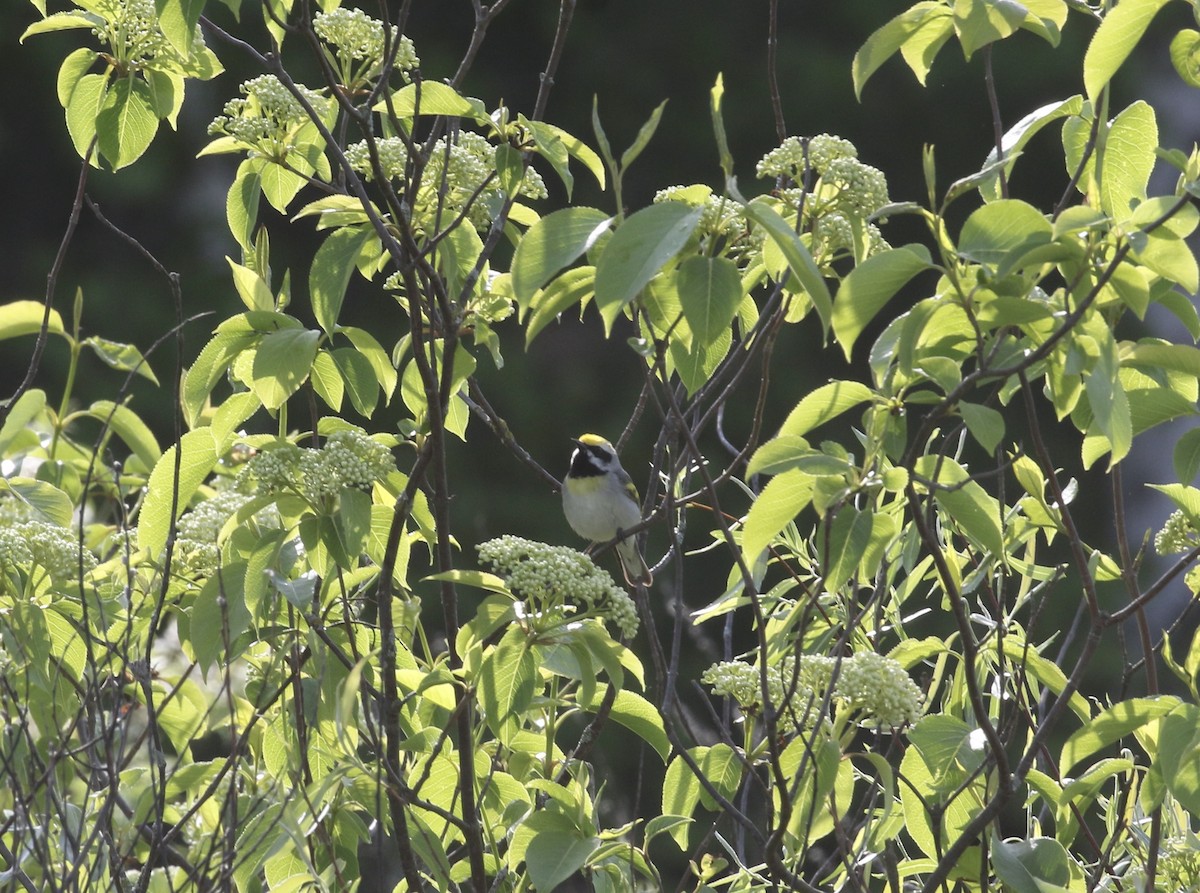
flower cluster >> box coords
[704,650,922,730]
[757,134,857,181]
[1156,509,1200,555]
[653,186,762,261]
[0,520,97,592]
[478,535,639,638]
[314,8,419,70]
[1152,835,1200,893]
[174,490,254,579]
[346,131,547,229]
[208,75,330,154]
[242,429,394,503]
[82,0,205,68]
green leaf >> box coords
[581,685,669,762]
[1083,334,1131,464]
[0,300,66,341]
[980,95,1084,202]
[957,199,1052,266]
[311,226,373,334]
[82,335,157,384]
[533,122,607,192]
[1175,428,1200,484]
[1100,101,1157,220]
[0,390,47,455]
[96,76,159,170]
[822,506,874,592]
[619,100,668,171]
[778,380,874,439]
[1157,706,1200,815]
[226,160,261,256]
[182,329,257,427]
[511,207,611,308]
[0,478,74,527]
[525,826,600,892]
[743,198,833,335]
[480,626,536,740]
[155,0,206,55]
[57,47,98,109]
[309,349,344,411]
[89,400,162,469]
[138,429,220,557]
[1170,29,1200,88]
[338,326,397,402]
[832,245,931,359]
[522,118,574,198]
[1060,696,1180,774]
[677,255,743,347]
[991,835,1072,893]
[593,203,703,335]
[953,0,1027,59]
[709,73,734,179]
[526,266,596,345]
[380,82,486,119]
[191,565,251,674]
[915,455,1004,557]
[960,402,1005,454]
[1083,0,1171,99]
[331,346,379,417]
[21,12,99,42]
[742,468,814,561]
[251,157,307,214]
[227,257,274,313]
[66,72,109,164]
[852,2,949,98]
[250,328,321,410]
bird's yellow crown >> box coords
[576,433,612,448]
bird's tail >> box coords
[617,538,652,587]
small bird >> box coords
[562,434,653,587]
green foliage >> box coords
[11,0,1200,890]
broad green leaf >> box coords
[339,326,398,402]
[379,81,485,119]
[57,47,98,109]
[899,8,955,85]
[915,455,1004,557]
[852,2,948,98]
[677,255,742,347]
[535,121,607,191]
[522,118,574,198]
[250,328,321,410]
[594,203,703,334]
[960,402,1004,454]
[908,714,985,793]
[1175,428,1200,483]
[742,468,814,561]
[331,346,379,417]
[21,12,99,41]
[191,564,251,674]
[84,336,158,384]
[182,329,257,427]
[0,478,74,527]
[1157,707,1200,815]
[309,349,344,411]
[89,400,162,469]
[1149,483,1200,524]
[0,300,65,341]
[1100,101,1157,220]
[832,245,931,358]
[1083,0,1171,99]
[511,207,611,307]
[1060,695,1180,774]
[991,835,1072,893]
[155,0,206,55]
[311,226,372,334]
[669,320,731,395]
[66,72,109,164]
[1170,29,1200,88]
[0,390,46,454]
[138,429,220,557]
[480,626,536,740]
[251,158,307,213]
[96,76,159,170]
[822,506,874,591]
[957,199,1052,266]
[778,380,874,439]
[743,198,833,334]
[525,826,600,892]
[953,0,1027,59]
[581,685,669,762]
[746,434,810,477]
[227,257,273,313]
[226,160,261,255]
[1083,334,1132,465]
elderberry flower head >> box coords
[478,535,638,638]
[0,520,97,593]
[1156,509,1200,555]
[208,75,329,154]
[756,134,857,181]
[242,429,394,503]
[314,8,419,70]
[653,186,762,261]
[175,490,254,579]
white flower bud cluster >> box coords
[313,8,419,70]
[821,156,890,218]
[174,490,253,578]
[82,0,206,68]
[243,430,394,502]
[1151,835,1200,892]
[208,75,330,151]
[756,134,856,181]
[704,650,922,730]
[478,535,639,638]
[346,131,547,228]
[0,520,97,591]
[653,187,762,260]
[1156,509,1199,555]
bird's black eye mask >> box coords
[569,444,608,477]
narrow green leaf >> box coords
[331,346,379,417]
[743,198,833,334]
[84,336,158,384]
[710,73,733,178]
[822,506,874,592]
[677,255,743,346]
[742,468,814,561]
[227,160,262,256]
[309,349,344,411]
[1060,696,1180,774]
[338,326,398,402]
[311,226,372,334]
[980,95,1084,202]
[832,245,931,358]
[511,207,611,307]
[852,2,947,98]
[1083,0,1171,99]
[21,11,99,42]
[581,685,669,762]
[593,203,702,335]
[89,400,162,469]
[0,478,74,527]
[138,429,219,557]
[915,455,1004,557]
[620,100,667,170]
[227,257,274,312]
